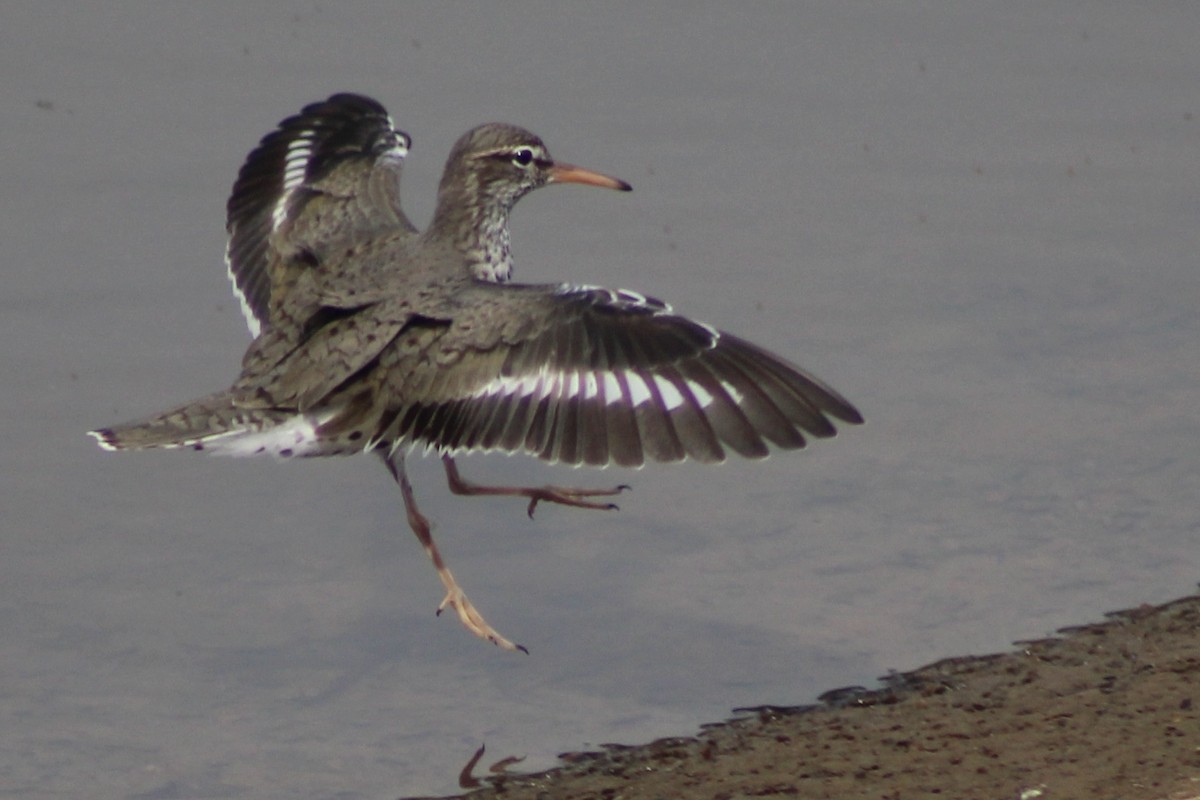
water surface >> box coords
[4,4,1199,797]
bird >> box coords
[90,93,863,653]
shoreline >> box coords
[422,593,1200,799]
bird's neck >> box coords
[427,178,514,283]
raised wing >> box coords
[224,93,416,335]
[383,284,863,467]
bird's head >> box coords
[440,123,631,211]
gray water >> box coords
[5,4,1199,797]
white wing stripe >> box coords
[273,135,316,231]
[719,379,744,404]
[602,371,623,404]
[687,380,715,408]
[652,375,685,411]
[473,368,702,410]
[622,372,652,407]
[225,256,262,338]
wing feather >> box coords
[382,283,860,465]
[224,93,415,335]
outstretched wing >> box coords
[385,284,863,467]
[224,93,416,336]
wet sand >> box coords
[431,593,1200,800]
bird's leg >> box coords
[442,455,630,518]
[381,452,526,654]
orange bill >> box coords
[548,162,632,191]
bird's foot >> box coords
[437,585,528,654]
[519,483,631,517]
[443,455,629,517]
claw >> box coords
[445,456,630,519]
[438,585,527,654]
[384,452,528,654]
[529,487,627,517]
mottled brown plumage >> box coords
[225,93,417,334]
[91,94,862,652]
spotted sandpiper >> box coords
[224,95,645,641]
[91,93,863,653]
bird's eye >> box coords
[511,148,535,167]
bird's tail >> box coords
[89,390,318,458]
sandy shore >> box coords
[424,593,1200,800]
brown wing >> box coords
[384,284,862,467]
[224,93,415,335]
[234,297,416,412]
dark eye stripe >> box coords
[484,148,545,168]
